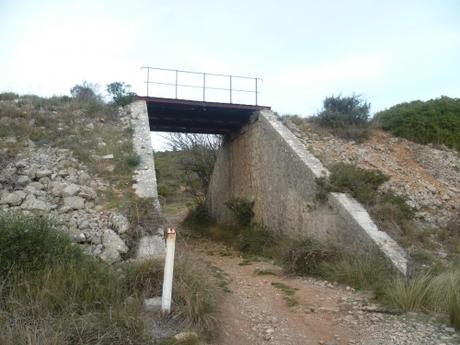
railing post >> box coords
[255,78,258,105]
[229,75,232,103]
[146,68,150,97]
[175,70,178,99]
[203,73,206,102]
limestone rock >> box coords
[0,191,26,206]
[62,183,80,197]
[109,212,130,234]
[63,196,85,210]
[21,194,50,211]
[16,175,30,186]
[99,247,121,264]
[102,229,128,254]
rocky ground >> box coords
[0,143,131,263]
[284,119,459,230]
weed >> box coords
[282,237,337,277]
[271,282,299,307]
[254,268,278,276]
[225,197,255,226]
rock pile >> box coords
[0,143,130,264]
[285,120,460,229]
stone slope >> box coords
[285,119,460,229]
[0,97,164,264]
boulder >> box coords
[0,191,26,206]
[99,247,121,264]
[78,172,91,186]
[63,196,85,210]
[21,194,50,211]
[78,186,97,200]
[62,183,80,197]
[36,169,52,179]
[16,175,31,186]
[102,229,128,254]
[49,181,66,197]
[109,212,130,234]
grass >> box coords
[0,213,221,343]
[271,282,299,307]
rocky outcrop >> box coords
[0,144,131,264]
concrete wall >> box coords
[207,110,410,276]
[129,101,164,258]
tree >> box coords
[166,133,222,199]
[106,82,136,106]
[70,81,97,101]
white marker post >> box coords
[161,228,176,313]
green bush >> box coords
[225,197,255,226]
[238,224,276,256]
[374,96,460,150]
[318,163,389,206]
[311,94,371,141]
[0,213,83,277]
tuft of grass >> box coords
[383,273,433,312]
[271,282,299,307]
[429,269,460,329]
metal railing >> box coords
[141,66,263,105]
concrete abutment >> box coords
[207,110,410,276]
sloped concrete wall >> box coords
[207,110,410,276]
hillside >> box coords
[284,116,460,261]
[0,93,219,344]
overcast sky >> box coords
[1,0,459,148]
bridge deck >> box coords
[137,97,270,134]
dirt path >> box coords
[187,239,357,345]
[165,205,460,345]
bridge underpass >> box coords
[130,67,410,276]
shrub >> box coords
[374,96,460,150]
[282,237,337,276]
[106,82,136,107]
[225,197,255,226]
[0,92,18,101]
[312,94,371,141]
[238,224,276,256]
[0,212,83,278]
[319,163,389,206]
[70,81,98,101]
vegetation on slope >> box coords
[374,96,460,150]
[0,213,220,344]
[309,94,371,142]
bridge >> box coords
[131,67,410,276]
